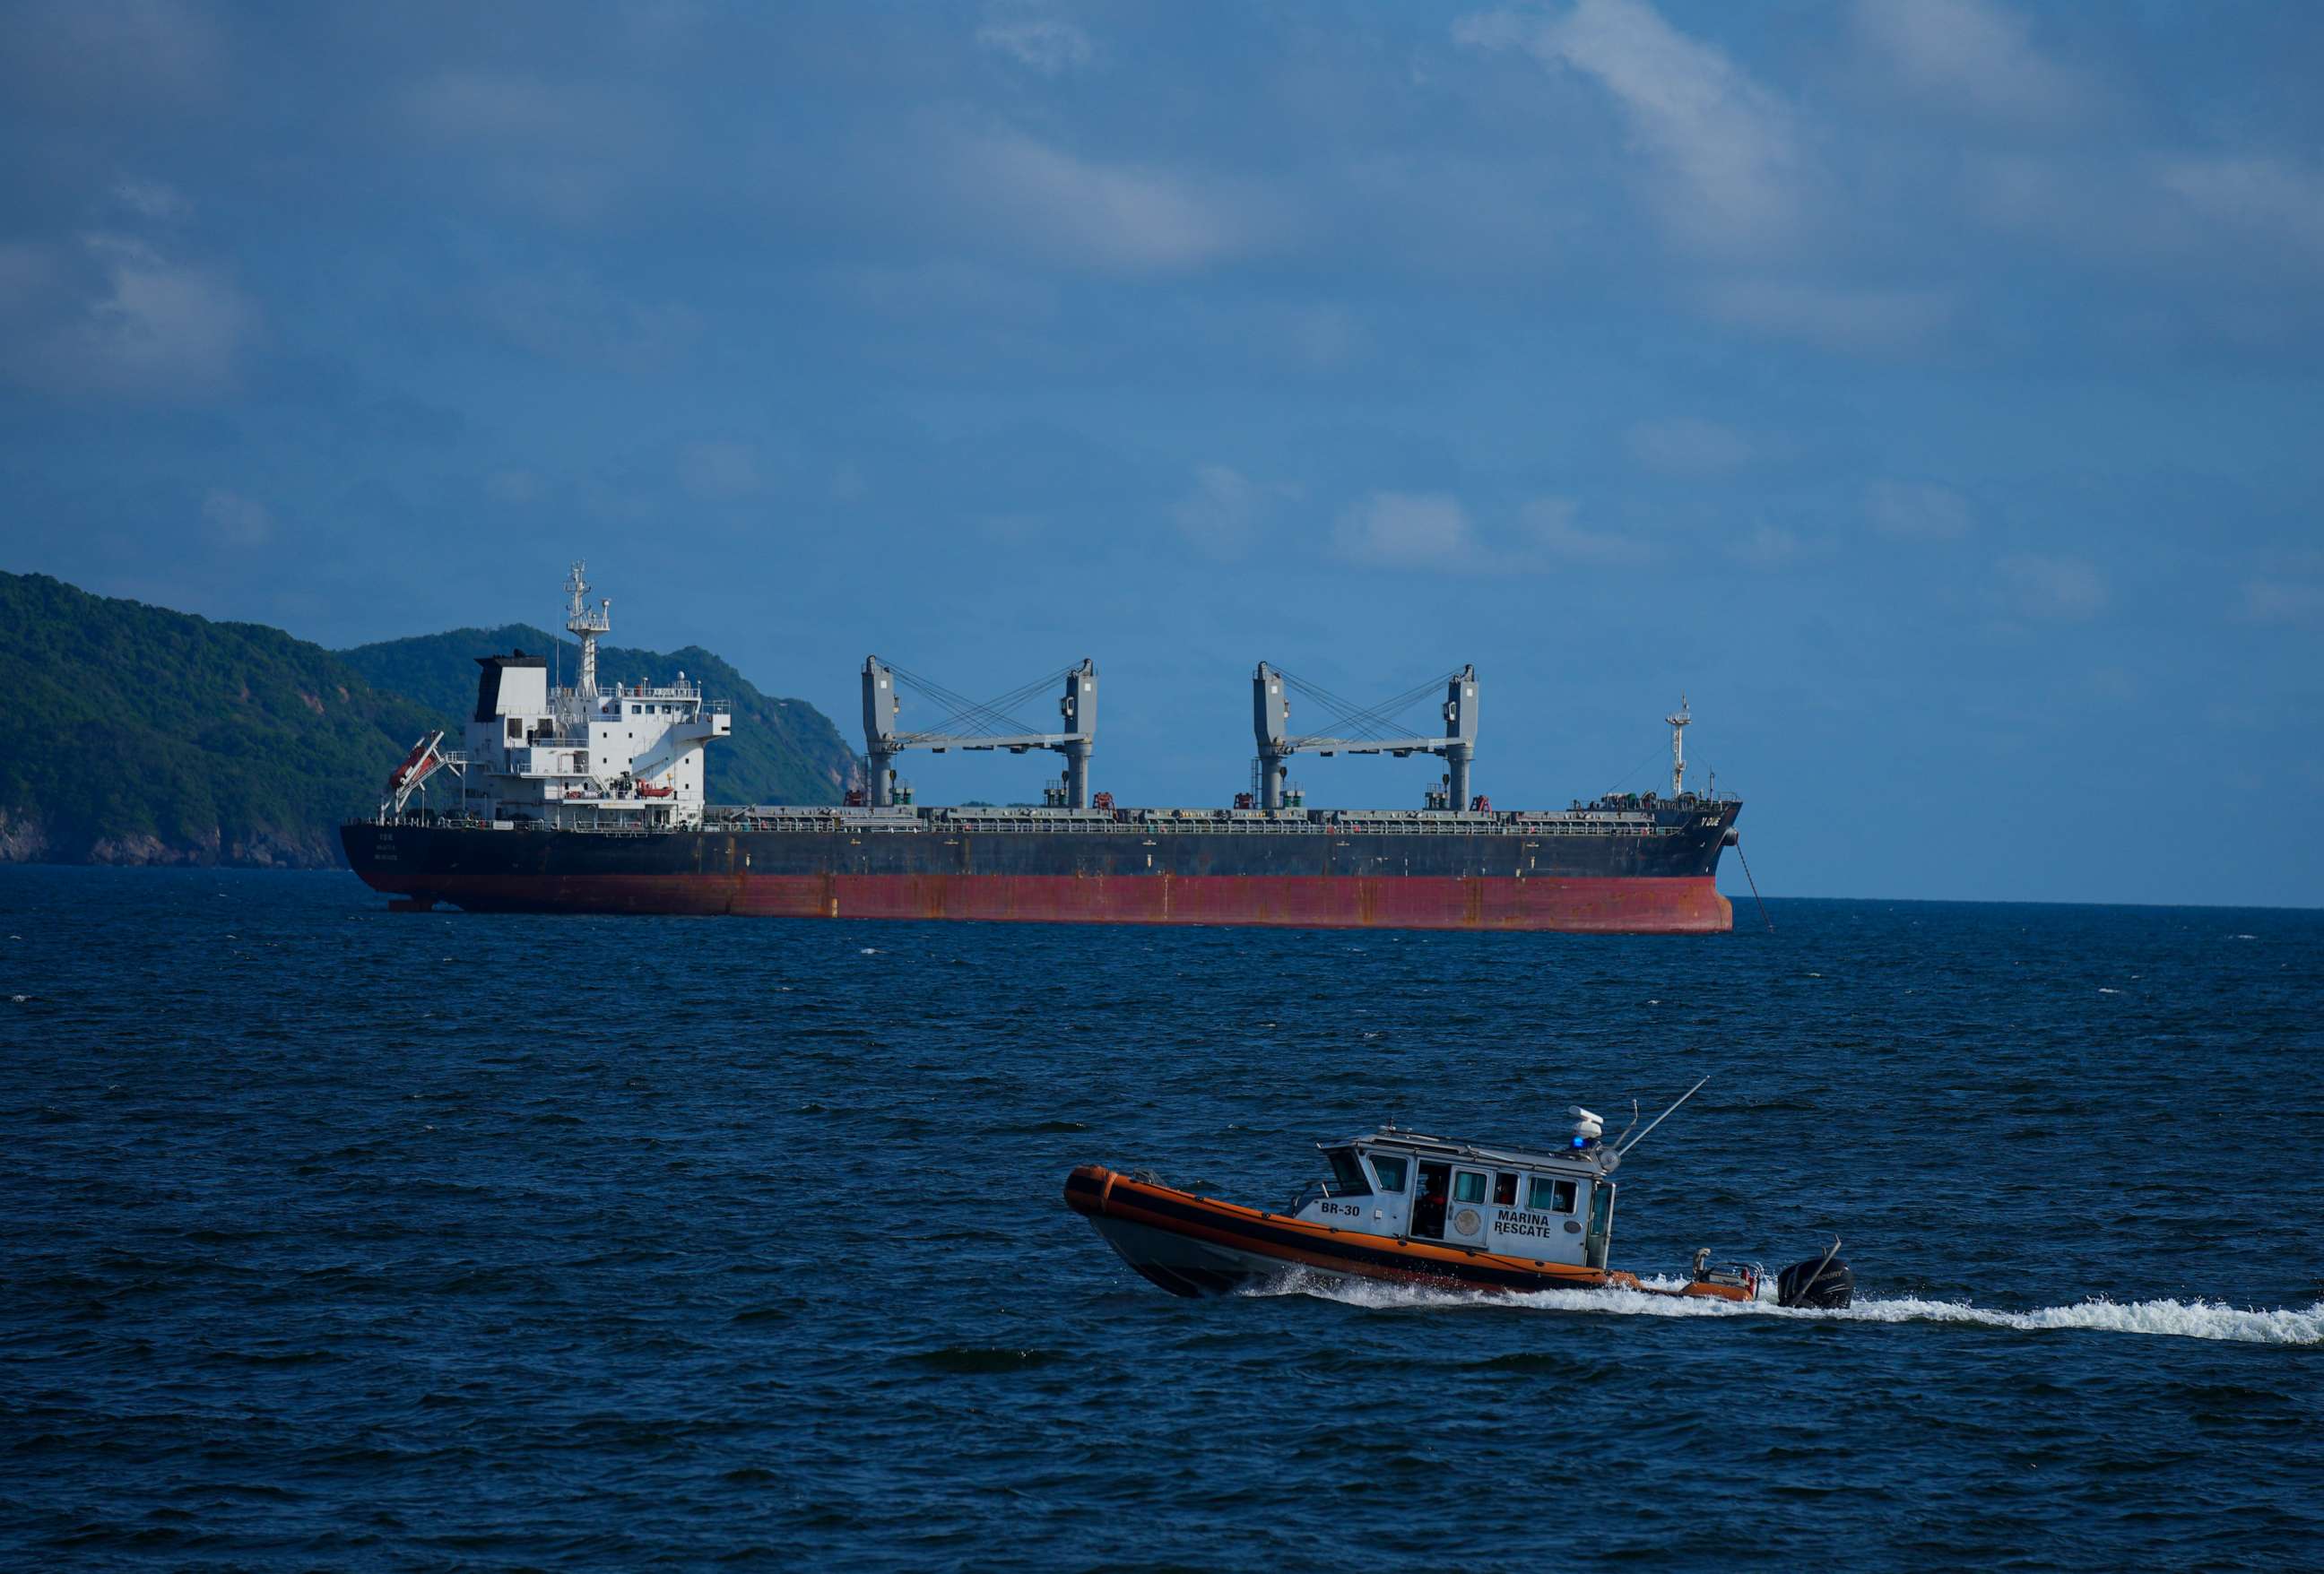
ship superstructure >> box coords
[380,564,731,831]
[348,568,1743,932]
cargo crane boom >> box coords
[863,656,1098,809]
[1252,662,1479,811]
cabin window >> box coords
[1528,1177,1578,1214]
[1452,1171,1487,1205]
[507,717,523,739]
[1368,1154,1409,1193]
[1494,1172,1519,1206]
[1324,1148,1372,1196]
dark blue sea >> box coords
[2,868,2319,1570]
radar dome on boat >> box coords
[1569,1106,1603,1142]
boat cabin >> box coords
[1289,1127,1617,1270]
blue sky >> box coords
[3,1,2320,906]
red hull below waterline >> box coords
[355,869,1734,932]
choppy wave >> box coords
[898,1345,1063,1373]
[1255,1275,2324,1345]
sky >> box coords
[3,0,2320,907]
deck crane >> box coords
[1252,662,1479,812]
[862,656,1098,809]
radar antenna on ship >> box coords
[1666,694,1691,797]
[564,561,611,699]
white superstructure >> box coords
[1285,1117,1620,1270]
[453,562,731,829]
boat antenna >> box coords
[1612,1099,1641,1150]
[1616,1073,1713,1158]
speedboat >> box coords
[1064,1087,1851,1309]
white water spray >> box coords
[1247,1275,2324,1346]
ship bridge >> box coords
[445,565,733,828]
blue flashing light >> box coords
[1572,1136,1588,1148]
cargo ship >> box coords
[342,566,1744,932]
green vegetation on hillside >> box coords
[337,626,854,808]
[0,571,445,865]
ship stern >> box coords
[341,821,433,907]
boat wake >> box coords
[1251,1275,2324,1345]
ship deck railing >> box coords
[578,681,710,703]
[695,810,1692,838]
[369,803,1720,837]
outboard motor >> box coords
[1775,1245,1853,1310]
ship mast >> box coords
[1666,694,1691,797]
[564,561,611,699]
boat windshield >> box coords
[1366,1153,1408,1193]
[1325,1147,1372,1196]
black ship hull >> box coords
[342,802,1739,932]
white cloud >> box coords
[83,236,254,391]
[1281,303,1365,370]
[979,511,1046,544]
[1851,0,2102,128]
[1730,523,1805,566]
[464,270,702,371]
[1457,0,1803,254]
[0,0,224,114]
[976,4,1095,75]
[201,489,272,548]
[677,441,760,501]
[1704,279,1953,355]
[1867,480,1973,540]
[949,130,1262,273]
[1995,553,2106,620]
[402,72,668,224]
[1335,492,1478,568]
[1171,464,1268,560]
[0,232,256,401]
[110,177,191,223]
[2156,155,2324,265]
[831,259,1061,324]
[486,469,541,505]
[1626,417,1750,474]
[1334,493,1648,573]
[1520,497,1650,565]
[2242,580,2324,627]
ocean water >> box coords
[2,867,2320,1570]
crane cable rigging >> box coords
[872,655,1082,742]
[1268,664,1467,744]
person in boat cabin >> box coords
[1412,1163,1450,1238]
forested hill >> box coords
[0,573,854,869]
[0,571,444,866]
[338,627,854,809]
